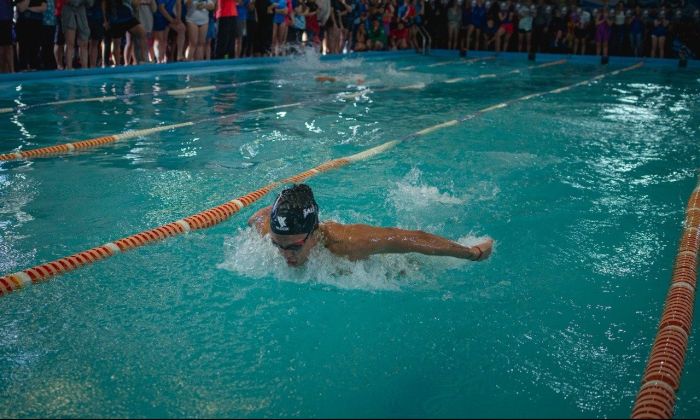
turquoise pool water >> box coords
[0,52,699,418]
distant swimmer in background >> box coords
[248,184,494,267]
[315,75,366,84]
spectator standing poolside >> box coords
[16,0,48,70]
[153,0,185,61]
[61,0,92,69]
[86,0,105,65]
[213,0,237,58]
[0,0,13,72]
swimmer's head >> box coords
[270,184,319,235]
[269,184,320,266]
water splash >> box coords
[278,45,365,72]
[217,228,484,292]
[388,168,465,209]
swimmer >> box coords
[315,75,366,84]
[248,184,494,267]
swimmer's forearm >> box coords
[377,229,481,260]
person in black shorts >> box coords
[1,0,14,72]
[102,0,147,64]
[16,0,48,70]
[86,0,104,66]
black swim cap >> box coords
[270,184,319,235]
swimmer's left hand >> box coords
[469,238,493,261]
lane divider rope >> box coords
[0,91,364,161]
[427,55,497,68]
[631,178,700,419]
[0,59,568,162]
[399,55,496,71]
[0,62,642,298]
[444,59,567,84]
[0,80,266,114]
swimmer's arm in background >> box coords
[248,205,272,236]
[325,223,493,261]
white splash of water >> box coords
[217,228,484,292]
[388,168,465,209]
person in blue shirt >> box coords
[269,0,288,55]
[153,0,186,62]
[235,0,249,56]
[471,0,486,49]
[86,0,105,66]
[628,6,643,57]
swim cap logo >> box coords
[303,207,315,218]
[276,216,288,231]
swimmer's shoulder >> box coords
[318,221,376,260]
[248,205,272,235]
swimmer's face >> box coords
[270,231,315,267]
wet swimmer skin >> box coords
[248,184,494,267]
[315,75,366,85]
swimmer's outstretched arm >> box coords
[324,223,493,261]
[248,205,272,235]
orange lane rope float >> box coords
[631,185,699,419]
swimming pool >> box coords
[0,51,698,418]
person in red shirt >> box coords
[214,0,238,58]
[390,19,408,49]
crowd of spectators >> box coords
[0,0,697,73]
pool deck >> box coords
[0,49,697,84]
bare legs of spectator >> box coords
[461,26,473,52]
[272,22,287,56]
[271,22,280,55]
[650,34,664,58]
[0,44,13,72]
[64,29,87,69]
[147,35,156,62]
[154,29,168,62]
[154,21,185,62]
[205,37,212,59]
[518,31,531,52]
[88,38,102,67]
[281,21,289,54]
[173,21,186,60]
[502,31,512,51]
[234,35,242,58]
[325,25,339,54]
[54,42,64,69]
[629,33,641,57]
[448,24,458,49]
[129,24,148,63]
[473,28,481,50]
[341,27,351,53]
[573,36,584,54]
[110,37,123,65]
[495,28,503,51]
[124,32,134,65]
[186,21,208,60]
